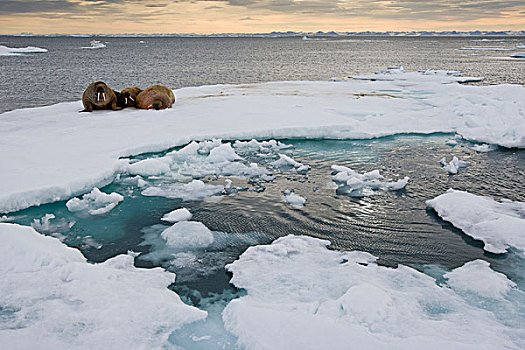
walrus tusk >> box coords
[130,96,135,102]
[102,92,106,101]
[97,92,101,102]
[125,97,128,105]
[148,104,153,109]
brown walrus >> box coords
[82,81,120,112]
[118,86,142,108]
[136,85,175,110]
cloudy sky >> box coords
[0,0,524,34]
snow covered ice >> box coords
[66,187,124,215]
[1,69,525,213]
[426,189,525,254]
[0,223,206,349]
[223,235,524,350]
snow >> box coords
[161,208,193,223]
[223,235,523,350]
[0,223,206,349]
[439,156,467,174]
[0,45,48,56]
[426,189,525,254]
[161,221,214,249]
[1,69,525,213]
[66,187,124,215]
[282,190,307,208]
[331,165,409,196]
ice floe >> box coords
[0,223,206,349]
[161,221,214,249]
[460,47,514,51]
[331,165,409,196]
[161,208,193,223]
[426,189,525,254]
[66,187,123,215]
[439,156,467,175]
[510,52,525,58]
[0,45,48,56]
[282,190,307,208]
[223,235,523,350]
[1,69,525,213]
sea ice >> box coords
[439,156,467,174]
[142,180,224,201]
[460,47,514,51]
[223,235,523,350]
[2,69,525,213]
[161,221,214,249]
[0,45,48,56]
[510,52,525,58]
[162,208,193,223]
[271,154,310,174]
[0,223,206,349]
[426,189,525,254]
[66,187,124,215]
[469,143,497,152]
[31,213,75,233]
[331,165,409,196]
[282,190,307,208]
[128,158,171,176]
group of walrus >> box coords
[82,81,175,112]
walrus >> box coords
[82,81,120,112]
[118,86,142,108]
[136,84,175,110]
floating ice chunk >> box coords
[271,154,310,174]
[66,187,123,215]
[440,156,467,175]
[161,221,214,249]
[161,208,193,223]
[444,260,516,299]
[223,235,523,350]
[510,52,525,58]
[81,40,106,49]
[446,139,458,146]
[31,213,75,233]
[128,158,171,176]
[207,143,243,163]
[0,223,206,349]
[426,189,525,254]
[331,165,408,196]
[282,190,306,208]
[142,180,224,201]
[0,45,48,56]
[470,143,497,152]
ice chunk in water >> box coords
[161,221,214,249]
[282,190,307,208]
[66,187,123,215]
[331,165,408,196]
[440,156,467,175]
[161,208,193,223]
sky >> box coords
[0,0,524,34]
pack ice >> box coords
[1,68,524,213]
[0,223,206,349]
[223,235,524,350]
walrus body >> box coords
[82,81,120,112]
[136,85,175,110]
[118,86,142,108]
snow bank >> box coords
[439,156,467,175]
[426,189,525,254]
[223,235,523,350]
[66,187,123,215]
[0,45,48,56]
[2,69,525,213]
[331,165,409,196]
[0,223,206,349]
[161,208,193,223]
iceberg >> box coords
[1,69,524,213]
[0,45,48,56]
[0,223,206,349]
[426,189,525,254]
[223,235,523,350]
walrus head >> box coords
[92,81,111,105]
[118,87,142,108]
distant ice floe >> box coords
[460,47,514,51]
[439,156,467,175]
[331,165,409,196]
[0,223,206,349]
[161,208,192,223]
[2,68,525,213]
[282,190,306,208]
[66,187,123,215]
[0,45,47,56]
[81,40,106,49]
[510,52,525,58]
[426,189,525,254]
[224,235,523,350]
